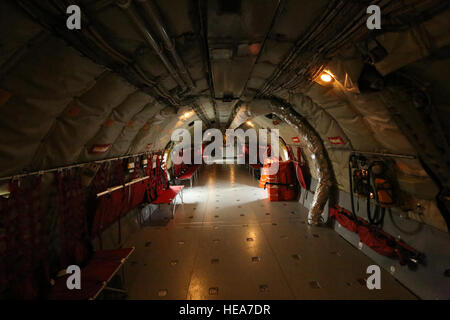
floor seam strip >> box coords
[184,167,211,299]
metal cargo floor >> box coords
[123,164,416,300]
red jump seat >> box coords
[48,247,135,300]
[152,185,184,218]
[176,164,200,187]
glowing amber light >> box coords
[320,73,333,82]
[184,112,191,118]
[248,43,261,55]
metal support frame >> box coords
[0,152,153,182]
[136,0,195,89]
[170,188,184,219]
[117,0,187,90]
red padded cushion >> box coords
[153,186,184,204]
[48,248,134,300]
[177,165,199,180]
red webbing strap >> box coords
[0,181,18,298]
[91,192,125,238]
[161,156,169,190]
[329,206,358,233]
[111,189,125,221]
[156,155,163,193]
[357,224,397,257]
[132,158,138,180]
[113,159,128,219]
[92,189,126,246]
[122,158,147,213]
[88,164,110,243]
[90,196,109,238]
[91,164,110,194]
[91,159,147,245]
[129,180,147,209]
[144,154,152,177]
[56,170,90,267]
[145,154,156,202]
[287,145,295,160]
[329,206,419,260]
[293,162,307,190]
[143,154,152,203]
[296,147,303,164]
[112,159,125,186]
[122,158,145,214]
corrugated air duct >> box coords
[270,98,335,225]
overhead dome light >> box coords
[315,70,335,86]
[320,73,333,82]
[182,111,193,119]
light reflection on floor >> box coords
[123,164,416,300]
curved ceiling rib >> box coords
[117,0,188,91]
[17,0,181,106]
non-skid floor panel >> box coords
[123,164,416,300]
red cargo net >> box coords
[0,177,49,299]
[56,170,90,268]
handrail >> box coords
[96,176,150,198]
[0,152,156,182]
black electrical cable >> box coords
[348,155,360,223]
[367,200,385,226]
[366,162,385,226]
[389,208,423,235]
